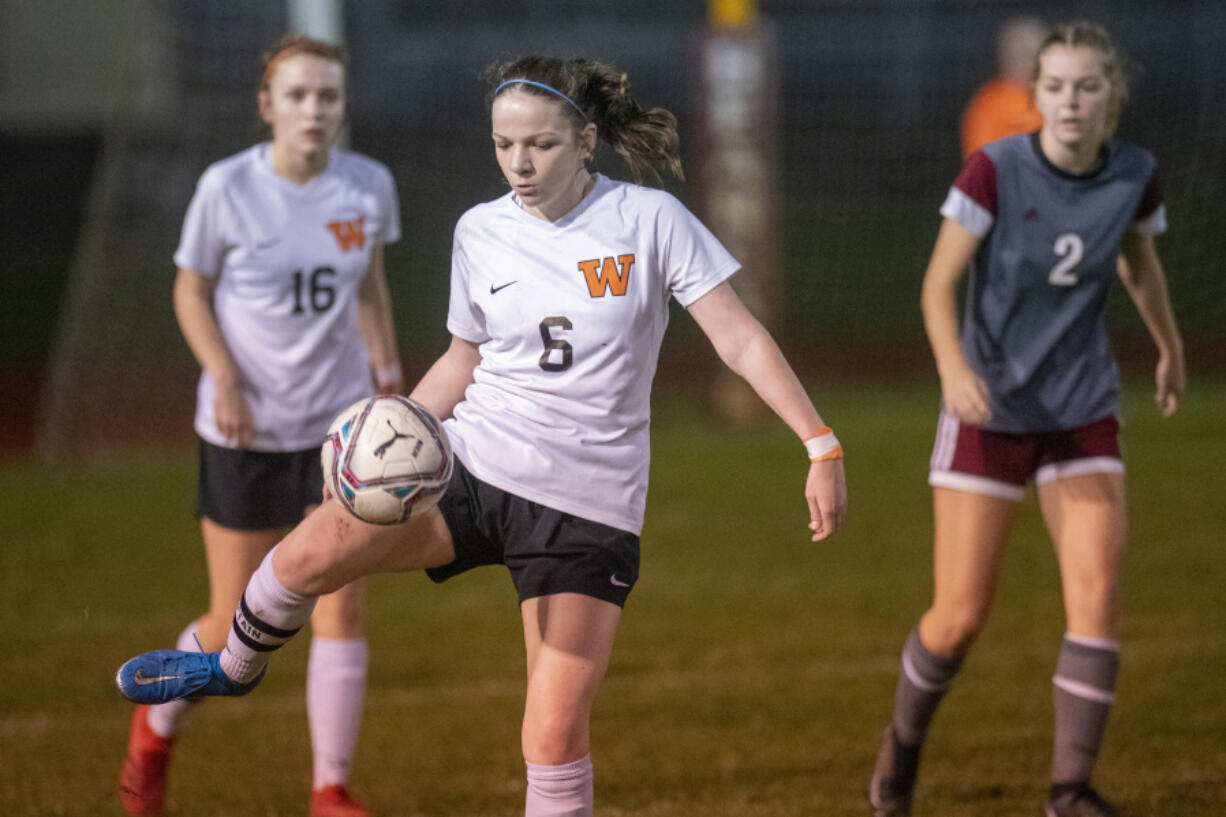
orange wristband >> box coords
[803,428,843,463]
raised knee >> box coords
[274,544,342,597]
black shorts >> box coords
[427,457,640,607]
[196,439,323,530]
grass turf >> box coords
[1,378,1223,816]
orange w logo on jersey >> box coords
[327,217,366,251]
[578,254,634,297]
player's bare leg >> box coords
[520,593,621,817]
[920,487,1022,656]
[872,487,1019,816]
[1038,472,1127,817]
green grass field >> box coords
[2,378,1223,816]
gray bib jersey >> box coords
[940,133,1166,433]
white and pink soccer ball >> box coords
[321,395,453,525]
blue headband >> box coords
[494,79,587,120]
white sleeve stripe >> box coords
[939,187,994,237]
[1129,203,1167,235]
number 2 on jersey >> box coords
[1048,233,1084,286]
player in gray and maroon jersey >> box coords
[870,20,1184,817]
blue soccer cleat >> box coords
[115,649,264,704]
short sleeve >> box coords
[1129,171,1167,235]
[173,168,228,276]
[444,217,488,343]
[373,162,401,245]
[939,149,997,237]
[656,193,741,307]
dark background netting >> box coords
[6,0,1222,455]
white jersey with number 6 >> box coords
[445,173,739,534]
[175,143,400,451]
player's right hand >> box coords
[940,366,991,427]
[213,381,254,448]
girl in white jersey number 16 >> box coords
[869,21,1184,817]
[116,55,847,817]
[118,36,402,817]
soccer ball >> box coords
[321,395,453,525]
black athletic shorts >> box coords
[196,439,323,530]
[427,457,640,607]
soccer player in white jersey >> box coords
[869,22,1184,817]
[118,36,401,817]
[116,55,848,816]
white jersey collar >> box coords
[506,172,612,231]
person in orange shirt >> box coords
[960,17,1048,158]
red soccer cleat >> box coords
[119,705,174,816]
[310,784,372,817]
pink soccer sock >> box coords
[307,636,369,788]
[525,755,594,817]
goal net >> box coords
[36,3,287,459]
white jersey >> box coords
[445,174,739,534]
[175,143,400,451]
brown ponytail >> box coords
[485,56,684,183]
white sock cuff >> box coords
[239,547,316,635]
[309,637,370,679]
[525,754,593,781]
[310,636,370,662]
[250,548,313,614]
[1064,632,1120,652]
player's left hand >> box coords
[806,458,847,542]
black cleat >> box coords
[869,725,920,816]
[1045,783,1118,817]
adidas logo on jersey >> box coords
[327,217,367,251]
[579,254,635,297]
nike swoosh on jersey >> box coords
[132,669,184,686]
[609,575,630,588]
[490,281,518,294]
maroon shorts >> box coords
[928,412,1123,501]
